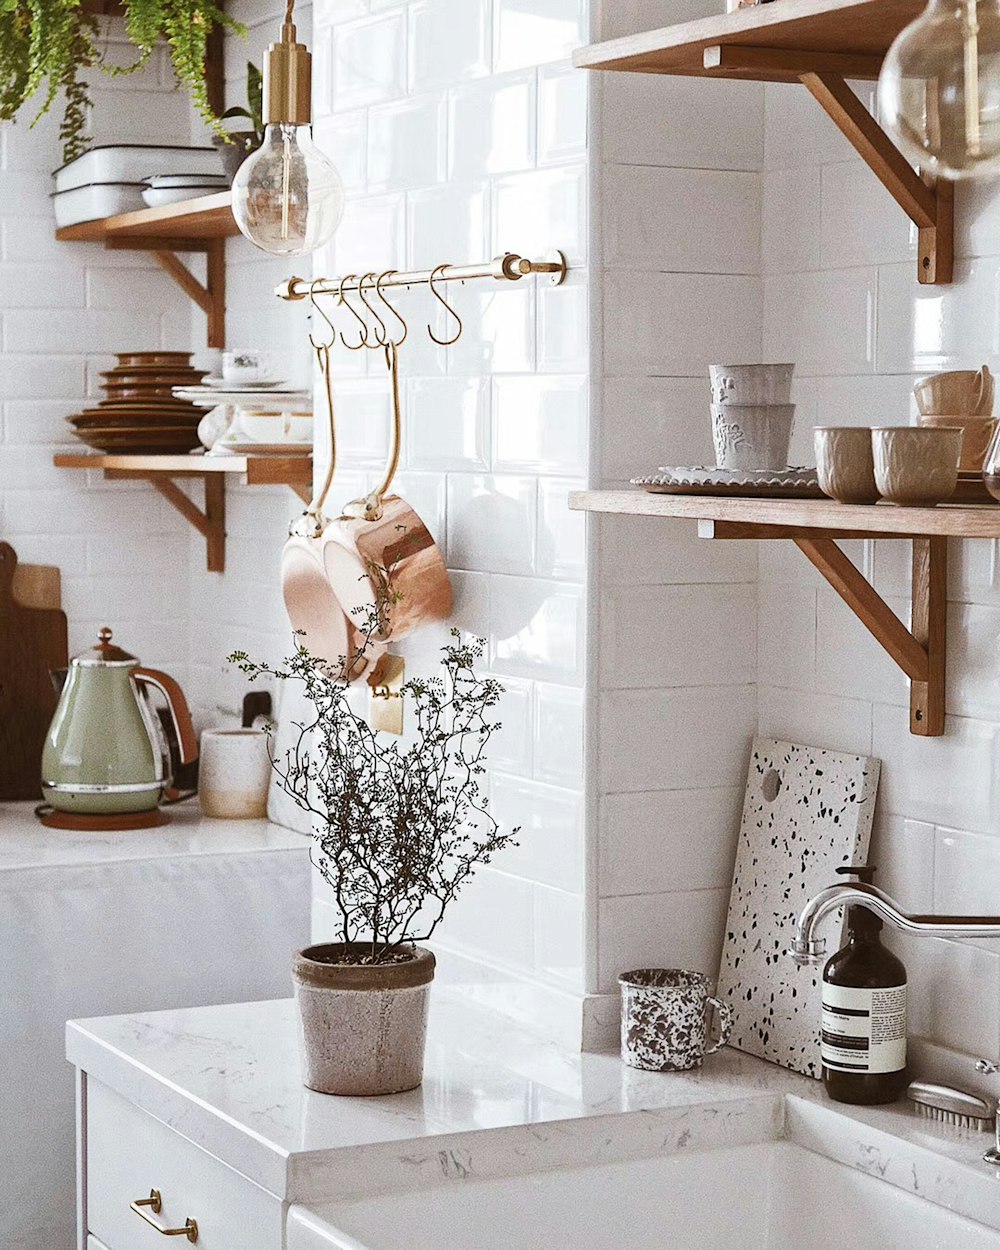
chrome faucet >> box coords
[789,880,1000,966]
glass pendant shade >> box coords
[232,123,344,256]
[878,0,1000,180]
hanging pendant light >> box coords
[231,0,344,255]
[878,0,1000,180]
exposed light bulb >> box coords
[878,0,1000,180]
[233,122,344,255]
[231,3,344,255]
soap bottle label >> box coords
[821,982,906,1074]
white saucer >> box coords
[203,377,290,390]
[209,441,313,456]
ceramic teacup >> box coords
[918,413,997,473]
[222,349,272,385]
[913,367,994,417]
[712,403,795,470]
[814,427,880,504]
[709,363,794,406]
[871,426,963,506]
[619,968,734,1072]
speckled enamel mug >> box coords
[619,968,733,1072]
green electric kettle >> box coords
[41,627,198,816]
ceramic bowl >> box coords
[913,367,994,417]
[871,427,963,506]
[231,409,313,444]
[711,403,795,470]
[709,363,794,406]
[814,427,880,504]
[917,413,997,473]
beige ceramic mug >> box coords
[913,366,994,416]
[814,427,880,504]
[198,728,271,818]
[918,413,997,473]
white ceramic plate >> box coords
[202,376,289,390]
[173,386,311,411]
[141,185,229,208]
[209,441,313,456]
[635,466,822,498]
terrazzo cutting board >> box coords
[716,737,880,1078]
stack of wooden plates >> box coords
[68,351,207,453]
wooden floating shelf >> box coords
[54,453,312,573]
[56,194,239,347]
[570,490,1000,738]
[574,0,952,284]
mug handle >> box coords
[704,997,734,1056]
[977,365,994,415]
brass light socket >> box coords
[264,22,312,126]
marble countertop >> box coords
[67,991,1000,1227]
[0,799,306,873]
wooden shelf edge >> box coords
[574,0,923,76]
[569,490,1000,538]
[55,193,237,244]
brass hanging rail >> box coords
[275,250,568,301]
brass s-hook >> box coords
[427,264,463,346]
[337,274,368,351]
[375,270,408,347]
[357,272,388,347]
[308,277,337,352]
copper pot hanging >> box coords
[322,340,452,647]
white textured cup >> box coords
[199,728,271,819]
[709,363,794,406]
[711,403,795,470]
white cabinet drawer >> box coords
[86,1080,282,1250]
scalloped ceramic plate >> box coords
[635,466,823,498]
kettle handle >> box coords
[132,668,199,766]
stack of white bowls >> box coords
[709,364,795,471]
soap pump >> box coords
[821,864,908,1106]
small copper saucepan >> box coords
[280,331,384,682]
[321,340,452,647]
[281,305,450,680]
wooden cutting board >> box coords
[0,542,69,800]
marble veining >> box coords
[68,991,1000,1234]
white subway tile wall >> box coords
[1,23,203,692]
[310,0,590,993]
[587,0,765,1023]
[758,75,1000,1056]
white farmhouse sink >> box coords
[290,1139,1000,1250]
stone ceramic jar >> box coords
[292,943,435,1096]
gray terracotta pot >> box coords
[292,943,435,1096]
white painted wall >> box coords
[1,24,197,683]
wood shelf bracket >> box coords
[799,71,953,285]
[699,521,946,734]
[701,52,953,284]
[152,241,226,349]
[125,473,226,573]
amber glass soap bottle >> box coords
[822,864,908,1106]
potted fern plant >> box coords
[0,0,241,163]
[230,626,518,1097]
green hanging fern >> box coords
[0,0,246,164]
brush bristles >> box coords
[913,1101,991,1132]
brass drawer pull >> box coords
[130,1189,199,1242]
